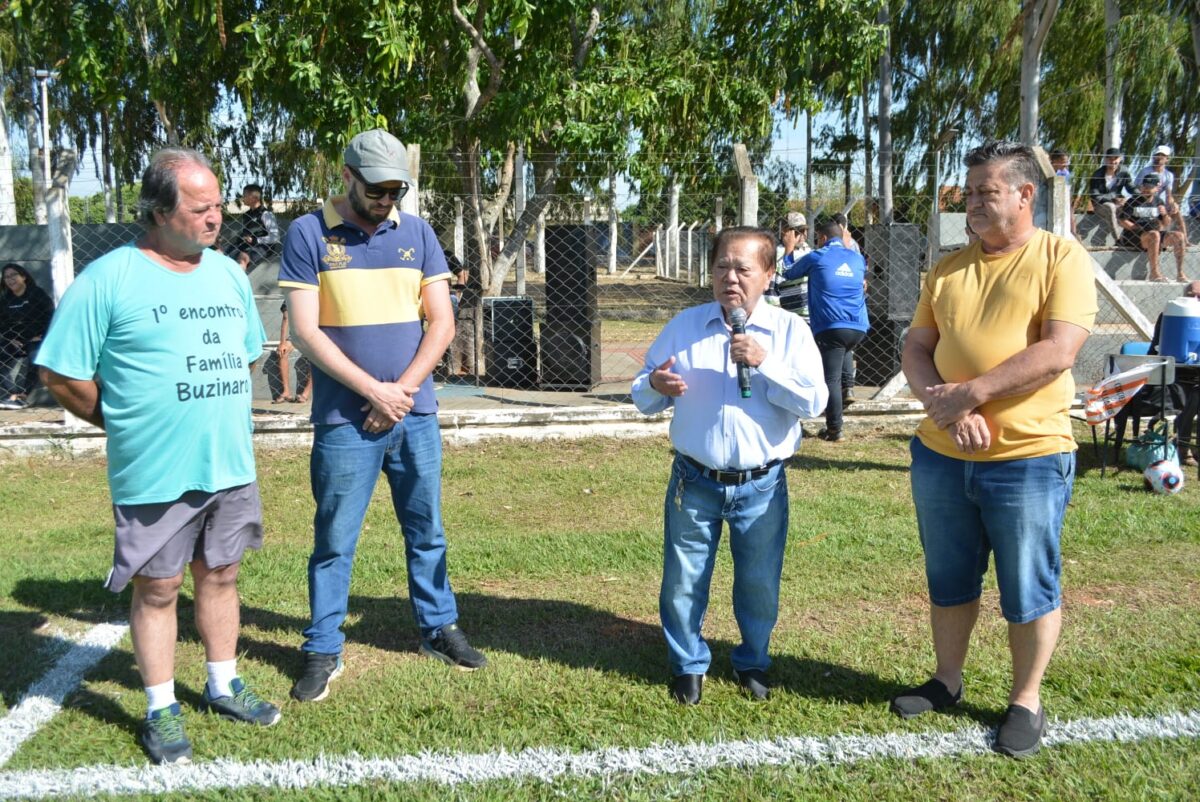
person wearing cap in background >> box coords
[1119,172,1188,283]
[1135,145,1188,244]
[1089,148,1134,240]
[279,128,487,704]
[774,211,811,314]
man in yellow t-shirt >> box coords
[891,141,1097,759]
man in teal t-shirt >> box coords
[36,149,279,765]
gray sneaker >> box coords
[419,624,487,670]
[201,677,281,726]
[291,652,344,702]
[141,702,192,765]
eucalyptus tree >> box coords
[238,0,884,297]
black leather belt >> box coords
[680,454,782,485]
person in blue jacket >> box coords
[782,217,869,441]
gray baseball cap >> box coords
[344,129,410,184]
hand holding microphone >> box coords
[729,307,753,399]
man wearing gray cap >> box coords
[280,128,486,703]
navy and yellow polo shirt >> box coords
[279,197,450,423]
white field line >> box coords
[1,709,1198,799]
[0,622,129,769]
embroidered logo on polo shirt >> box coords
[322,236,352,269]
[398,247,416,261]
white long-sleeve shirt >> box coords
[632,301,828,470]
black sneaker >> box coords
[420,624,487,670]
[202,677,281,725]
[141,702,192,765]
[994,703,1046,758]
[817,428,843,442]
[291,652,344,702]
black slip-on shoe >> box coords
[670,673,704,705]
[733,668,770,701]
[994,703,1046,758]
[890,677,963,719]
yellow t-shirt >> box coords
[912,228,1097,460]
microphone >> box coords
[729,307,752,399]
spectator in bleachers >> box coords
[225,184,281,272]
[1135,145,1188,243]
[1088,148,1134,239]
[0,263,53,409]
[1049,150,1078,235]
[1119,173,1188,283]
[1049,149,1071,180]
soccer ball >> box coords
[1144,459,1185,495]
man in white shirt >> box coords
[632,226,827,705]
[1135,145,1188,243]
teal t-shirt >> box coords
[36,243,266,505]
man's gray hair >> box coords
[964,140,1041,199]
[137,148,214,226]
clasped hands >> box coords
[923,381,991,454]
[360,380,421,433]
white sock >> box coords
[206,659,238,699]
[144,679,177,714]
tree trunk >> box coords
[1102,0,1122,150]
[101,109,117,223]
[1190,8,1200,198]
[487,157,560,296]
[1019,0,1059,146]
[25,108,47,225]
[878,6,894,225]
[0,69,16,225]
[863,84,874,223]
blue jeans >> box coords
[303,413,458,655]
[660,454,789,676]
[909,438,1074,624]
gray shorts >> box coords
[106,482,264,593]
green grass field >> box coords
[1,423,1198,800]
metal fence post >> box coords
[515,145,527,292]
[608,173,618,275]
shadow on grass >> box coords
[9,579,994,726]
[787,454,911,473]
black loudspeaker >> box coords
[483,296,538,388]
[541,320,602,390]
[541,225,601,390]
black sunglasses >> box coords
[348,166,409,201]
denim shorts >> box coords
[909,439,1074,624]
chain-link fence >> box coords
[5,146,1194,421]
